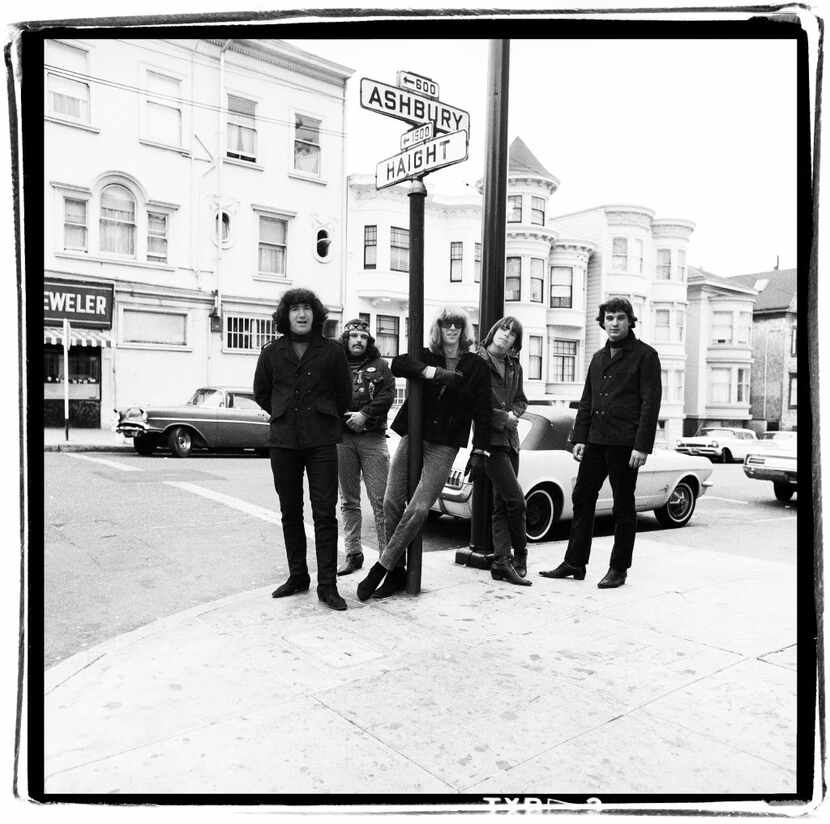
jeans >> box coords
[269,445,339,588]
[564,443,639,571]
[379,436,458,569]
[337,431,389,558]
[486,447,527,558]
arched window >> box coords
[316,228,331,259]
[100,184,136,256]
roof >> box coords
[508,137,556,181]
[728,269,797,312]
[687,266,757,296]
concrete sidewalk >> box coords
[44,427,133,452]
[43,535,798,797]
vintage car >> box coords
[743,432,798,501]
[432,407,715,542]
[116,386,270,457]
[674,427,758,463]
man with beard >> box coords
[335,318,396,580]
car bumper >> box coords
[743,465,797,486]
[675,446,720,457]
[116,423,163,439]
[432,482,473,519]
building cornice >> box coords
[506,173,559,195]
[652,218,696,239]
[506,227,557,244]
[552,238,597,255]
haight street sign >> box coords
[400,122,433,151]
[376,129,468,189]
[360,77,470,134]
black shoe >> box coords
[539,562,586,580]
[491,558,532,586]
[357,562,387,602]
[373,566,407,599]
[271,573,311,598]
[317,586,348,610]
[337,553,364,576]
[597,568,627,589]
[513,549,528,578]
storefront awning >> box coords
[44,326,113,347]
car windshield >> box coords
[700,429,734,438]
[187,388,225,408]
[762,432,795,441]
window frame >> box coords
[474,242,482,283]
[251,205,296,282]
[611,237,628,272]
[223,313,275,353]
[376,314,400,358]
[528,335,543,380]
[449,241,463,283]
[505,256,522,302]
[226,92,258,164]
[656,248,672,280]
[530,258,544,303]
[507,195,522,223]
[99,182,137,259]
[45,39,96,131]
[791,326,797,356]
[549,265,573,309]
[551,339,578,383]
[363,225,377,270]
[708,367,732,404]
[118,305,191,351]
[257,214,288,278]
[140,65,186,153]
[291,109,324,181]
[390,226,410,273]
[711,310,735,344]
[63,195,89,253]
[146,210,169,263]
[788,373,798,408]
[530,196,545,226]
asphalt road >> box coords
[43,449,797,667]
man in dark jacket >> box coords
[335,318,396,577]
[253,288,352,611]
[540,297,662,588]
[356,306,491,601]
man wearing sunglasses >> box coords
[357,306,491,601]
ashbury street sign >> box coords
[376,129,468,189]
[360,77,470,134]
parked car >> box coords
[432,407,715,542]
[116,386,269,457]
[674,427,758,463]
[743,433,798,501]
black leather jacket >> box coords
[345,353,395,434]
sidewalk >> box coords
[44,427,133,452]
[43,535,798,798]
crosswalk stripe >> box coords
[65,453,143,472]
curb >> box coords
[44,444,134,453]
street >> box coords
[44,447,797,668]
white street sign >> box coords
[400,122,434,151]
[376,129,468,189]
[360,77,470,135]
[396,70,439,99]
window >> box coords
[359,312,370,330]
[711,311,734,344]
[507,195,522,223]
[528,336,543,380]
[146,211,168,263]
[552,340,577,383]
[145,70,181,147]
[655,309,671,342]
[674,308,685,343]
[232,395,260,411]
[661,369,684,403]
[737,367,751,403]
[789,374,798,408]
[225,314,274,351]
[505,257,521,301]
[323,320,339,339]
[215,211,231,245]
[226,94,257,163]
[657,248,672,279]
[633,239,644,273]
[791,326,797,356]
[550,266,573,308]
[450,241,463,282]
[708,368,731,404]
[315,228,331,260]
[258,215,287,276]
[472,323,479,343]
[736,312,752,345]
[63,198,87,252]
[46,41,90,124]
[530,258,544,303]
[390,227,409,272]
[363,225,377,269]
[294,113,321,175]
[122,309,186,346]
[612,237,627,271]
[474,242,482,283]
[531,196,545,226]
[677,249,687,281]
[99,184,136,256]
[376,315,399,358]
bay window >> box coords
[549,266,573,308]
[530,258,544,303]
[505,257,521,301]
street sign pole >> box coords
[469,39,510,563]
[405,177,427,594]
[63,318,70,442]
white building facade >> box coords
[43,37,352,427]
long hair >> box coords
[273,288,328,335]
[596,296,637,330]
[481,315,524,354]
[427,306,474,355]
[339,329,381,361]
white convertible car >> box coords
[432,406,715,542]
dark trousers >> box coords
[564,443,639,571]
[270,445,339,588]
[486,447,527,558]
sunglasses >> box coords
[439,317,464,329]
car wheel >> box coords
[133,435,157,456]
[168,426,193,458]
[654,479,697,528]
[721,448,732,464]
[525,485,559,542]
[774,482,795,502]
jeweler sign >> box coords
[376,129,468,189]
[44,280,114,328]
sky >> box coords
[287,36,799,278]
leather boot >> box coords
[491,557,532,586]
[597,567,627,589]
[271,573,311,598]
[513,548,528,578]
[356,562,387,601]
[538,561,586,580]
[372,566,407,599]
[337,553,364,576]
[317,585,347,610]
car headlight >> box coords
[709,440,719,448]
[675,439,682,447]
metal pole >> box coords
[468,39,510,561]
[63,318,70,442]
[406,177,427,594]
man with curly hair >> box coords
[334,318,396,578]
[539,297,662,589]
[254,288,352,611]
